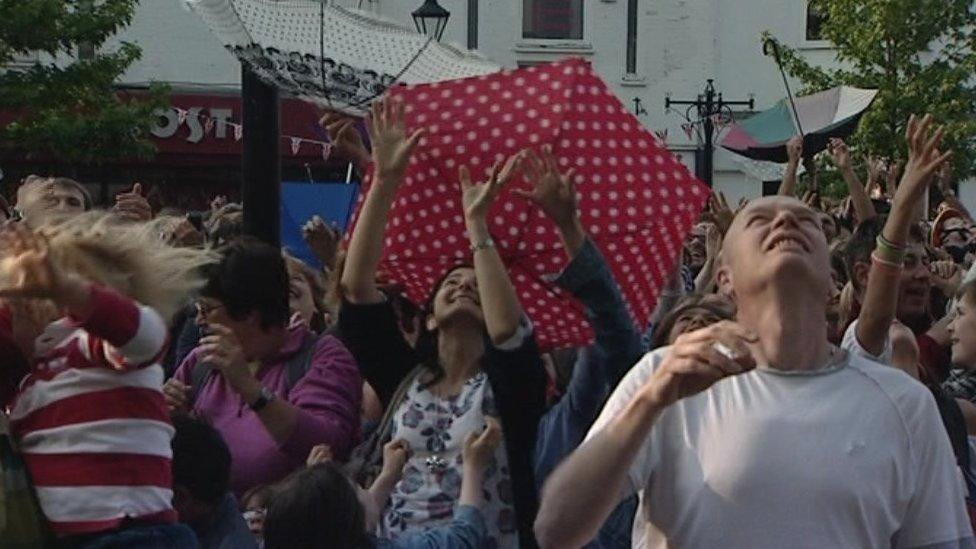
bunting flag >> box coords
[320,142,332,161]
[653,128,668,145]
[290,137,303,156]
[233,123,243,141]
[176,108,188,125]
[681,122,695,140]
[204,118,215,134]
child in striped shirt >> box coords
[0,214,215,546]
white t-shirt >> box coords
[587,346,974,549]
[843,318,894,364]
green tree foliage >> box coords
[764,0,976,182]
[0,0,167,164]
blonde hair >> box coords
[282,251,327,316]
[39,211,218,322]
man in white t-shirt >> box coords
[534,195,974,549]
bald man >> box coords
[535,196,973,549]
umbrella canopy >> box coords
[721,86,877,163]
[350,58,708,350]
[185,0,499,115]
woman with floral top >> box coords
[338,99,546,548]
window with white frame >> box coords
[522,0,583,40]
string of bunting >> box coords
[171,107,333,161]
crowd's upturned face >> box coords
[667,306,726,345]
[19,182,86,227]
[430,267,484,328]
[896,243,931,322]
[721,196,831,301]
[683,223,710,270]
[949,293,976,368]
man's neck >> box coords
[736,286,831,372]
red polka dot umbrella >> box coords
[350,58,709,350]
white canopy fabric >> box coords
[185,0,500,114]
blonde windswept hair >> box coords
[38,211,219,322]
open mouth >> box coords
[765,233,809,253]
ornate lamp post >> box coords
[412,0,451,41]
[665,80,754,188]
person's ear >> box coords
[716,264,735,302]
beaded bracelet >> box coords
[470,238,495,253]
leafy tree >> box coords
[0,0,167,165]
[763,0,976,180]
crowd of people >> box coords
[0,97,974,549]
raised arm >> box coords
[778,135,803,197]
[459,154,525,345]
[829,138,876,224]
[340,99,424,305]
[535,322,758,548]
[856,115,952,356]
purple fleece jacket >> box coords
[173,324,362,496]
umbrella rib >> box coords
[350,35,435,109]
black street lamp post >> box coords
[665,80,753,188]
[412,0,451,41]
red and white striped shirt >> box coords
[6,285,176,536]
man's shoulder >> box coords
[843,351,934,415]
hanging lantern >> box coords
[412,0,450,41]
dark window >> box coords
[523,0,583,40]
[806,1,827,41]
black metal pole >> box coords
[241,64,281,247]
[467,0,478,49]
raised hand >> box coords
[894,114,952,205]
[708,192,735,235]
[643,321,758,408]
[320,111,370,168]
[302,215,340,269]
[828,138,852,171]
[113,183,153,222]
[786,135,803,164]
[515,145,578,230]
[210,194,229,213]
[0,225,62,300]
[704,223,722,263]
[930,260,962,296]
[460,152,522,225]
[367,98,425,183]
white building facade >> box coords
[113,0,973,206]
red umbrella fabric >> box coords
[350,58,708,350]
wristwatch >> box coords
[248,386,276,412]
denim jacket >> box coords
[374,505,485,549]
[533,239,643,548]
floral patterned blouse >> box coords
[379,372,518,548]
